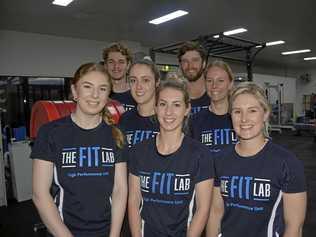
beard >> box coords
[182,66,205,82]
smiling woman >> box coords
[207,82,307,237]
[190,60,238,153]
[31,62,127,237]
[118,59,160,148]
[128,79,214,237]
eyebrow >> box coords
[82,81,109,87]
[232,105,260,109]
[159,98,183,103]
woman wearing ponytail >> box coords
[31,63,127,237]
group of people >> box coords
[31,41,307,237]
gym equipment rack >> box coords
[150,32,266,81]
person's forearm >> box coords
[128,204,142,237]
[283,224,303,237]
[187,208,209,237]
[109,187,128,237]
[33,194,73,237]
[205,217,221,237]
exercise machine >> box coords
[150,32,266,81]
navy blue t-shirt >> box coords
[214,141,306,237]
[190,92,210,114]
[129,136,214,237]
[190,109,238,153]
[119,109,159,148]
[110,90,136,112]
[30,116,126,237]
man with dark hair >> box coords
[103,42,136,111]
[178,41,209,114]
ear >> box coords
[71,84,78,101]
[155,79,161,88]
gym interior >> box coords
[0,0,316,236]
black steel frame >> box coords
[150,32,266,80]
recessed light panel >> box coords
[281,49,311,55]
[266,40,285,46]
[304,57,316,61]
[52,0,74,7]
[149,10,188,25]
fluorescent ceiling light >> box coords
[213,28,247,38]
[304,57,316,61]
[224,28,247,36]
[281,49,311,55]
[149,10,188,25]
[52,0,74,6]
[266,40,285,46]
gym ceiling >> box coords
[0,0,315,70]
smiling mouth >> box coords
[87,101,100,106]
[135,92,145,96]
[163,118,176,123]
[240,125,253,129]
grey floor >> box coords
[0,130,315,237]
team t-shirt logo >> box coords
[220,176,271,212]
[61,146,114,177]
[201,129,237,147]
[139,171,191,205]
[191,105,208,114]
[123,104,135,111]
[126,130,159,147]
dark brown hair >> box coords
[177,41,207,62]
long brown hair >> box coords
[72,62,125,148]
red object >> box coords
[106,99,125,125]
[30,100,124,139]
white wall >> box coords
[296,70,316,115]
[2,30,315,117]
[0,30,111,77]
[253,73,297,104]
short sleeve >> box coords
[30,124,55,162]
[194,146,214,184]
[281,154,306,193]
[114,146,126,163]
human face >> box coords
[156,88,190,133]
[71,71,111,116]
[205,66,232,103]
[231,93,269,142]
[128,64,157,106]
[106,52,129,81]
[180,50,205,82]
